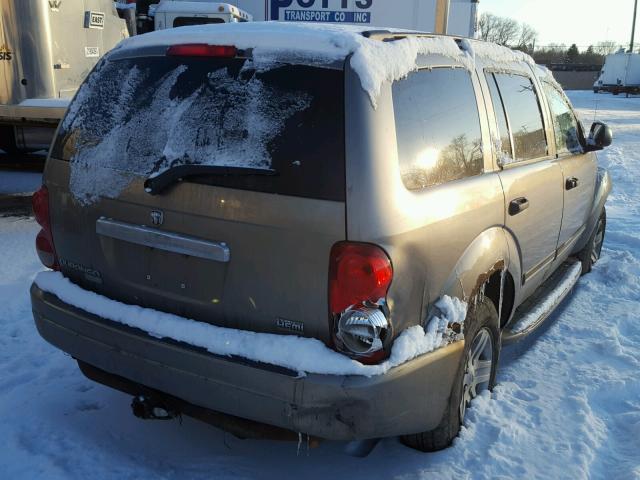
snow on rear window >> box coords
[62,57,311,205]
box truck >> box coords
[0,0,128,153]
[594,51,640,95]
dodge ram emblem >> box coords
[150,210,164,226]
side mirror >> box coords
[587,121,613,151]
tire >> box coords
[401,298,500,452]
[578,208,606,275]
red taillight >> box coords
[32,186,59,270]
[166,44,238,58]
[36,230,58,269]
[329,242,393,314]
[32,185,50,231]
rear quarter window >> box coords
[392,68,484,191]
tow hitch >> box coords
[131,394,180,421]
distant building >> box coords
[545,64,601,91]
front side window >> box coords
[492,73,548,162]
[542,82,583,155]
[393,68,483,191]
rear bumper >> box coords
[31,283,463,440]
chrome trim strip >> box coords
[96,218,230,262]
[523,251,555,284]
[556,225,586,258]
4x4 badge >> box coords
[150,210,164,226]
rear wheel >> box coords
[401,298,500,452]
[578,208,606,275]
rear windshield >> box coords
[52,55,345,202]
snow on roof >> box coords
[116,22,535,107]
[534,64,563,89]
[118,22,471,106]
[469,40,535,66]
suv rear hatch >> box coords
[47,46,346,343]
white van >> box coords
[594,51,640,95]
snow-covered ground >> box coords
[1,91,639,479]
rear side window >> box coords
[173,17,225,27]
[490,73,547,162]
[53,56,345,202]
[485,73,513,162]
[542,82,583,155]
[393,68,483,191]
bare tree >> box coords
[478,13,500,42]
[532,44,567,65]
[478,12,537,49]
[594,40,620,56]
[516,23,538,51]
[494,16,519,46]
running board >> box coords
[502,260,582,344]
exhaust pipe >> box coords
[131,394,179,421]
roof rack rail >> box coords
[361,30,442,42]
[360,30,471,43]
[361,30,393,39]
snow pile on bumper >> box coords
[34,271,466,377]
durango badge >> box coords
[150,210,164,226]
[0,44,12,61]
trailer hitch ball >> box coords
[131,395,178,421]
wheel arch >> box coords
[437,226,521,328]
[573,167,612,254]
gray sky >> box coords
[478,0,636,49]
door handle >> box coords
[566,177,579,190]
[509,197,529,216]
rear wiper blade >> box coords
[144,164,276,195]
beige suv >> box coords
[30,24,612,451]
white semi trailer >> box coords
[228,0,478,37]
[0,0,128,153]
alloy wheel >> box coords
[460,328,494,422]
[591,218,605,264]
